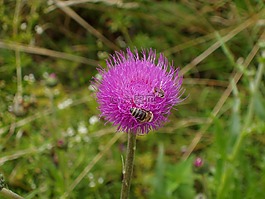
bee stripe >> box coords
[130,107,153,123]
[135,109,143,118]
[139,111,146,120]
[147,111,154,122]
[130,108,136,116]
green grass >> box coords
[0,0,265,198]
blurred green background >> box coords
[0,0,265,198]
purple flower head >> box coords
[194,157,204,168]
[93,48,183,134]
[49,73,57,78]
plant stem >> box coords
[120,133,137,199]
[0,188,24,199]
[230,50,265,162]
[14,0,23,97]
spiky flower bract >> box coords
[94,48,183,134]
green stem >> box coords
[121,27,133,48]
[231,50,265,162]
[120,133,137,199]
[14,0,23,97]
[16,50,22,97]
[0,188,24,199]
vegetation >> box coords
[0,0,265,198]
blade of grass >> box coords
[54,0,120,51]
[182,31,265,160]
[180,12,261,75]
[0,96,91,136]
[0,188,24,199]
[0,144,51,165]
[217,46,265,199]
[61,133,122,198]
[0,40,98,66]
[46,0,138,12]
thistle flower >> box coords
[94,48,183,134]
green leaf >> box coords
[152,143,166,199]
[165,157,195,198]
[253,92,265,119]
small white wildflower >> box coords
[116,36,126,48]
[20,22,27,30]
[66,127,75,137]
[195,193,206,199]
[35,25,44,34]
[58,98,73,109]
[89,181,96,188]
[43,72,49,78]
[24,74,35,83]
[28,73,35,82]
[97,51,108,60]
[88,84,96,91]
[88,173,94,180]
[98,177,104,184]
[95,73,102,80]
[78,122,88,135]
[89,116,99,125]
[24,75,29,81]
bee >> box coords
[154,87,165,98]
[130,107,154,123]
